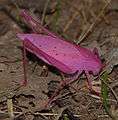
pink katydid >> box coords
[17,10,102,106]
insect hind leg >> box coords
[45,71,80,107]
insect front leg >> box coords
[85,71,100,96]
[21,40,28,86]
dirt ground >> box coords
[0,0,118,120]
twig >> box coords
[0,59,22,64]
[0,110,110,119]
[31,111,81,118]
[111,81,118,89]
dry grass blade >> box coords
[76,0,111,44]
[63,11,78,33]
[41,0,50,25]
[7,98,14,120]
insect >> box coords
[17,10,102,106]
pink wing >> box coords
[17,33,84,74]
